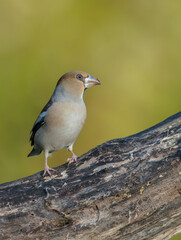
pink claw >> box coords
[67,153,77,165]
[43,164,55,176]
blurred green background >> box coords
[0,1,181,239]
[1,0,181,184]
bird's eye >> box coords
[76,74,83,80]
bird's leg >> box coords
[67,145,78,164]
[43,150,55,176]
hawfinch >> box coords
[28,71,101,176]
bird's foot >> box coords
[67,153,78,165]
[43,164,55,176]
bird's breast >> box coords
[45,101,87,128]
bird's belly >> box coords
[49,123,82,151]
[35,101,87,152]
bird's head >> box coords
[56,71,101,99]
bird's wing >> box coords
[30,99,53,146]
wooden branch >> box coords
[1,112,181,240]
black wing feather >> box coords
[40,98,53,114]
[30,120,45,146]
[29,99,53,146]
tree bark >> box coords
[1,112,181,240]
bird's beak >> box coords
[84,75,101,89]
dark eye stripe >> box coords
[76,74,85,83]
[76,74,83,80]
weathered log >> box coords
[0,112,181,240]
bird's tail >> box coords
[28,148,42,157]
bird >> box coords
[28,71,101,176]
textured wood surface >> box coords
[1,112,181,240]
